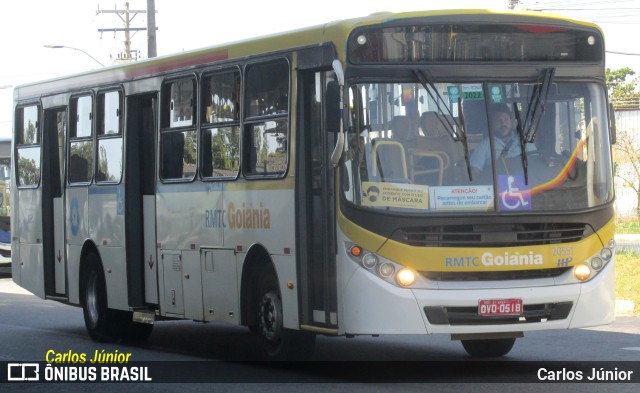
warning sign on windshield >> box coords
[362,182,429,209]
[431,185,494,211]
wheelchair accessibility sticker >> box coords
[498,175,531,211]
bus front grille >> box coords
[421,267,571,281]
[424,302,573,326]
[399,223,587,247]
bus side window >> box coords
[69,95,94,184]
[160,77,197,181]
[69,153,88,183]
[243,59,289,177]
[201,69,241,179]
[161,132,185,179]
[15,105,42,187]
[96,90,123,183]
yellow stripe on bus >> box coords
[339,210,614,272]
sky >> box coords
[1,0,639,138]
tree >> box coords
[608,68,640,226]
[607,67,640,109]
[613,126,640,227]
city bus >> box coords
[11,9,617,360]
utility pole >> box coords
[147,0,157,58]
[97,2,156,62]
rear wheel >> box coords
[255,268,315,360]
[461,337,516,358]
[82,253,127,342]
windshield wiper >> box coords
[523,68,555,143]
[413,69,473,181]
[513,104,529,185]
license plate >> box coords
[478,298,523,316]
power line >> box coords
[607,50,640,56]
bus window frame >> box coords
[200,66,242,182]
[242,57,291,180]
[159,74,199,183]
[95,87,124,185]
[68,92,95,186]
[14,102,43,189]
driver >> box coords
[470,104,536,176]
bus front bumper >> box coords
[342,260,615,336]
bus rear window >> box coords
[349,23,603,63]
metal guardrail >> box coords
[615,235,640,254]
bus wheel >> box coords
[255,270,315,360]
[461,337,516,358]
[82,253,126,342]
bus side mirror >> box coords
[326,80,340,133]
[609,103,617,145]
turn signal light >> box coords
[350,245,362,257]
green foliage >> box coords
[607,67,640,106]
[616,251,640,314]
[617,221,640,234]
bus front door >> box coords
[296,67,339,332]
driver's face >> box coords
[492,112,513,139]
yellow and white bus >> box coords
[12,9,617,359]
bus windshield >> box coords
[342,80,613,213]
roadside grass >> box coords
[615,251,640,314]
[616,221,640,234]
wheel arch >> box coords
[78,240,101,307]
[240,243,276,327]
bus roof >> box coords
[14,8,602,101]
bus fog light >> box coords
[362,253,378,269]
[378,263,395,277]
[608,239,616,249]
[574,264,592,281]
[600,248,613,261]
[396,268,417,287]
[590,257,604,270]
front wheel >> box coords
[461,337,516,358]
[255,269,315,361]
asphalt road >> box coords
[0,276,638,392]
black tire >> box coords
[255,268,315,361]
[82,253,127,342]
[461,337,516,358]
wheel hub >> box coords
[258,290,282,343]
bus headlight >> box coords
[599,247,613,261]
[590,256,604,270]
[396,268,417,287]
[362,253,378,269]
[345,242,424,288]
[378,263,395,277]
[574,264,592,281]
[563,240,616,284]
